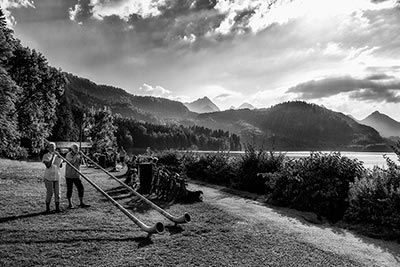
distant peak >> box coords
[238,102,255,109]
[371,110,381,115]
[184,96,220,113]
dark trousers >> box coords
[66,178,84,199]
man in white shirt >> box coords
[42,142,63,213]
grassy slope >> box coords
[0,159,396,267]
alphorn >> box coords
[58,153,164,235]
[80,152,191,225]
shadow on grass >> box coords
[0,211,50,223]
[101,185,175,214]
[125,196,174,214]
[1,235,154,248]
[165,225,184,235]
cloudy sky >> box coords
[2,0,400,120]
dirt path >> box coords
[188,182,400,267]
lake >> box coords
[184,151,399,169]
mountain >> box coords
[63,75,390,151]
[360,111,400,138]
[184,97,220,113]
[237,102,255,109]
[65,73,193,124]
[193,101,389,151]
[347,114,359,122]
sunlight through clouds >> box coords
[6,0,400,120]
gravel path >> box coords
[188,182,400,267]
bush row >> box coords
[155,142,400,240]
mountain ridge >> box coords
[360,111,400,138]
[63,74,391,151]
[184,96,220,113]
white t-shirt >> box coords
[42,152,62,181]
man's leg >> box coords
[66,178,74,208]
[44,180,53,213]
[74,179,90,207]
[54,181,61,212]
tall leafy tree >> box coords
[49,91,81,141]
[85,107,117,152]
[0,8,15,67]
[0,8,66,154]
[8,46,66,152]
[0,67,24,157]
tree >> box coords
[49,92,81,141]
[8,46,66,152]
[0,8,15,67]
[0,67,24,157]
[85,107,117,152]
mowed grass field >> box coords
[1,159,399,267]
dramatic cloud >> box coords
[7,0,400,119]
[69,0,92,23]
[0,0,35,25]
[287,76,400,103]
[366,73,395,80]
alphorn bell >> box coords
[57,152,164,235]
[80,152,191,225]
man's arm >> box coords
[66,152,80,164]
[42,154,55,168]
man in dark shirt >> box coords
[65,144,90,208]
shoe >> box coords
[45,203,51,214]
[68,204,74,209]
[55,202,61,213]
[79,203,91,208]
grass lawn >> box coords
[0,159,398,267]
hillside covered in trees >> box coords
[194,101,389,151]
[65,73,194,124]
[63,72,391,151]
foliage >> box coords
[49,91,83,141]
[85,107,117,152]
[10,47,66,153]
[263,152,366,221]
[0,68,21,158]
[184,152,239,186]
[182,146,285,190]
[345,142,400,238]
[115,117,241,151]
[0,9,14,67]
[0,9,66,155]
[236,144,285,193]
[156,150,185,173]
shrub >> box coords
[2,145,28,159]
[183,152,239,186]
[345,144,400,239]
[156,150,183,173]
[236,144,285,194]
[264,152,366,221]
